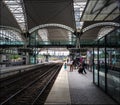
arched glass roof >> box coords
[83,22,120,32]
[2,0,88,32]
[38,29,49,42]
[29,23,74,33]
[0,29,23,41]
[1,0,120,49]
[3,0,27,32]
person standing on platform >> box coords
[70,59,76,72]
[70,60,73,72]
[82,60,87,74]
[64,62,67,70]
[67,58,69,63]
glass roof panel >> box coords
[73,0,87,30]
[3,0,27,32]
[38,29,49,42]
[82,0,120,21]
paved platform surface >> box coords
[45,65,71,105]
[0,63,47,79]
[68,70,117,104]
[45,64,118,105]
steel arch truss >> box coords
[82,22,120,32]
[29,23,74,33]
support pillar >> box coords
[97,40,100,86]
[45,55,49,62]
[76,33,80,49]
[45,49,49,62]
[105,36,107,93]
[93,47,95,83]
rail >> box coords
[0,64,61,105]
[32,65,61,105]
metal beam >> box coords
[104,35,107,93]
[80,0,90,21]
[93,8,105,21]
[21,0,28,31]
[93,0,114,20]
[90,0,99,14]
[92,0,114,14]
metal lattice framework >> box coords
[73,0,87,29]
[81,0,120,21]
[0,0,120,49]
[3,0,27,32]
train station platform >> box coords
[0,63,47,79]
[45,64,118,105]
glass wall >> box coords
[93,48,98,85]
[93,28,120,103]
[99,47,105,90]
[106,28,120,103]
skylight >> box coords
[3,0,27,32]
[73,0,87,30]
[38,29,49,42]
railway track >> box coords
[0,64,55,103]
[0,63,62,105]
[0,64,45,88]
